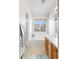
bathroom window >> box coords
[34,24,40,31]
[41,24,46,31]
[34,24,46,32]
[33,20,47,32]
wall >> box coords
[26,40,45,48]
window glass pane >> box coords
[33,20,47,32]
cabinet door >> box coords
[51,48,57,59]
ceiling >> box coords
[28,0,57,18]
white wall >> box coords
[19,0,27,19]
[26,40,45,48]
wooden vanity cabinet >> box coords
[45,37,58,59]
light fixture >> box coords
[42,0,45,3]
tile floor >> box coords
[24,47,48,59]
